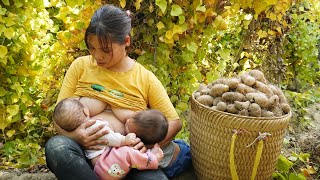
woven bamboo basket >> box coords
[190,93,291,180]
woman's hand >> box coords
[132,137,147,153]
[72,120,109,150]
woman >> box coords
[45,4,182,180]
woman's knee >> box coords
[45,136,83,167]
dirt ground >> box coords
[1,103,319,180]
[284,103,320,165]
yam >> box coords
[234,101,250,110]
[198,83,206,92]
[269,84,288,104]
[196,95,214,107]
[194,92,201,99]
[249,103,262,117]
[254,81,273,97]
[249,69,268,84]
[212,97,224,106]
[226,77,241,90]
[281,103,291,114]
[246,92,269,108]
[216,102,227,112]
[268,95,280,109]
[227,104,238,114]
[236,83,256,95]
[261,110,275,117]
[240,72,256,86]
[212,78,227,85]
[200,87,211,95]
[222,92,246,102]
[210,84,229,97]
[238,109,249,116]
[271,106,283,117]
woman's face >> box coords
[87,35,129,69]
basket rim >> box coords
[191,92,292,121]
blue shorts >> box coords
[162,140,192,178]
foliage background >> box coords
[0,0,319,178]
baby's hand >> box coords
[125,133,137,146]
[150,144,163,162]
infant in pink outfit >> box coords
[53,98,168,179]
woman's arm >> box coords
[146,72,182,147]
[159,119,182,147]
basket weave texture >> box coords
[190,94,291,180]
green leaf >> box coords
[4,27,15,39]
[272,172,287,180]
[0,87,8,97]
[196,5,206,12]
[2,0,9,6]
[187,42,198,53]
[6,130,15,138]
[65,0,84,7]
[206,71,221,83]
[171,5,183,16]
[0,7,7,15]
[7,105,19,117]
[156,21,165,30]
[0,45,8,58]
[156,0,167,14]
[179,15,185,24]
[276,155,293,173]
[297,153,310,162]
[288,173,306,180]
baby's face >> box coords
[124,118,137,134]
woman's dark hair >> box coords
[132,109,168,146]
[85,4,132,52]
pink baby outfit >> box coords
[94,146,159,180]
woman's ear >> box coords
[124,35,131,47]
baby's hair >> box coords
[132,109,168,146]
[53,98,87,131]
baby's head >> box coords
[125,109,168,147]
[53,98,89,131]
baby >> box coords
[53,98,167,179]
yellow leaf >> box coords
[6,105,19,117]
[240,0,253,9]
[149,3,154,12]
[6,130,15,138]
[277,13,283,21]
[219,20,228,30]
[205,0,217,6]
[172,25,182,35]
[156,21,165,30]
[165,30,173,39]
[135,0,143,10]
[164,37,174,44]
[276,26,282,34]
[4,27,15,39]
[267,30,276,35]
[257,30,268,38]
[0,45,8,58]
[307,165,317,174]
[19,34,28,44]
[119,0,126,8]
[253,0,269,18]
[300,168,311,177]
[159,36,164,42]
[267,12,277,21]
